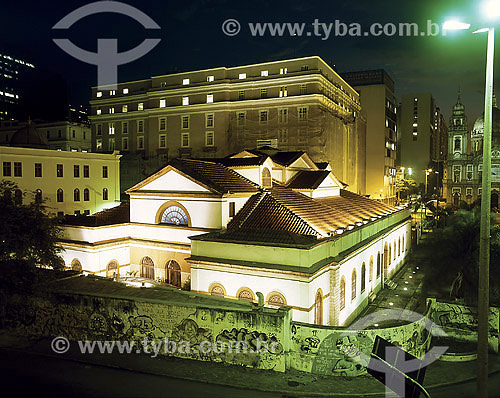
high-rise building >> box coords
[0,52,35,121]
[89,56,366,194]
[342,70,397,204]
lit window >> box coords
[122,105,128,112]
[96,91,102,97]
[206,93,213,103]
[205,131,214,146]
[279,86,288,97]
[261,70,268,77]
[108,138,115,150]
[262,167,271,188]
[182,96,189,105]
[96,108,102,115]
[159,134,166,148]
[182,78,190,85]
[160,205,189,226]
[159,99,166,108]
[102,188,108,200]
[96,139,102,151]
[109,107,115,114]
[138,102,144,111]
[109,90,116,96]
[109,123,115,135]
[207,75,214,82]
[123,88,129,94]
[239,73,246,79]
[280,68,287,74]
[181,132,190,147]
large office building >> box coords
[398,93,446,191]
[89,56,366,195]
[342,70,397,204]
[1,124,120,216]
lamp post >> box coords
[444,10,495,397]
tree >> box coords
[0,181,64,292]
[411,209,500,305]
[395,176,417,201]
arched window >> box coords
[262,167,272,188]
[102,188,109,200]
[57,188,63,203]
[165,259,181,287]
[267,292,286,308]
[84,188,90,201]
[74,188,80,202]
[398,237,401,256]
[237,288,254,302]
[14,189,22,205]
[388,244,392,265]
[402,235,405,252]
[369,256,373,282]
[393,241,396,260]
[351,269,357,301]
[376,252,381,278]
[340,276,346,310]
[35,189,42,203]
[314,290,323,325]
[361,263,366,293]
[140,256,154,279]
[160,205,189,226]
[210,284,225,297]
[106,261,119,278]
[71,259,82,272]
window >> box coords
[207,75,214,82]
[57,188,63,202]
[106,261,119,279]
[205,131,214,146]
[361,263,366,293]
[182,96,189,105]
[351,269,357,301]
[58,129,62,139]
[237,112,246,126]
[259,110,268,123]
[454,136,462,152]
[261,70,268,77]
[96,91,102,97]
[109,107,115,114]
[262,167,271,188]
[229,201,235,217]
[84,210,90,215]
[300,84,307,95]
[123,88,129,94]
[369,256,373,282]
[14,162,22,177]
[239,73,246,79]
[279,86,287,97]
[466,164,473,180]
[453,165,462,183]
[102,166,108,178]
[182,115,189,129]
[14,189,22,205]
[160,205,189,225]
[96,108,102,115]
[267,293,285,308]
[298,107,308,121]
[109,90,116,96]
[138,102,144,111]
[159,99,166,108]
[466,187,473,197]
[398,238,401,256]
[159,134,166,148]
[35,163,42,177]
[315,290,323,325]
[206,113,214,128]
[206,93,213,103]
[165,260,181,287]
[238,90,245,100]
[278,128,288,144]
[340,277,346,310]
[182,78,190,85]
[238,289,254,302]
[393,241,396,260]
[137,136,144,149]
[97,124,102,135]
[46,131,50,139]
[298,129,307,143]
[72,130,76,138]
[122,137,129,150]
[74,165,80,178]
[75,210,81,216]
[83,165,89,178]
[278,108,288,123]
[56,164,63,177]
[159,117,166,130]
[377,252,381,278]
[137,120,144,133]
[102,188,108,200]
[109,123,115,135]
[122,121,128,134]
[301,65,309,71]
[84,188,89,201]
[260,88,267,98]
[141,256,154,280]
[74,188,80,202]
[3,162,11,176]
[280,67,287,74]
[210,284,225,297]
[181,132,190,147]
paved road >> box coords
[428,373,500,398]
[0,349,281,398]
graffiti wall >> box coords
[2,292,288,372]
[288,314,433,376]
[429,299,499,353]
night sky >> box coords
[1,0,497,125]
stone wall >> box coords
[2,292,290,372]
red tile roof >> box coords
[286,170,331,189]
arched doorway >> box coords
[383,243,389,280]
[165,259,181,287]
[141,256,155,280]
[492,191,499,211]
[106,261,119,278]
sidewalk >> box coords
[1,331,500,397]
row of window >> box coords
[339,235,406,311]
[208,283,286,308]
[56,188,109,202]
[2,162,108,178]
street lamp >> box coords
[443,7,496,396]
[424,168,432,195]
